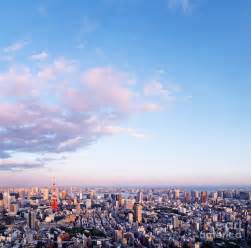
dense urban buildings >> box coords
[0,183,250,247]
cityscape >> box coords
[1,0,251,247]
[0,183,250,247]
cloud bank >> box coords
[0,160,44,171]
[0,54,178,171]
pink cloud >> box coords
[82,67,134,112]
[0,66,35,97]
[3,40,29,53]
[141,103,162,112]
[37,57,76,81]
[0,58,169,168]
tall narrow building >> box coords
[137,191,143,203]
[133,203,142,223]
[201,191,208,204]
[51,177,58,211]
[28,211,36,229]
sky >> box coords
[0,0,250,186]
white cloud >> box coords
[167,0,193,13]
[3,40,29,53]
[37,57,76,81]
[30,51,48,60]
[99,125,147,139]
[144,81,169,96]
[57,137,83,152]
[0,160,44,171]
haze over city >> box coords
[0,0,250,186]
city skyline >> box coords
[1,185,250,247]
[0,0,251,186]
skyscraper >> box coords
[175,189,180,200]
[133,203,142,223]
[0,193,3,209]
[184,191,191,203]
[128,212,134,224]
[42,188,49,201]
[137,191,143,203]
[3,191,10,210]
[192,190,199,202]
[28,211,36,229]
[201,191,208,204]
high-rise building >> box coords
[76,203,81,215]
[3,191,10,210]
[240,191,250,200]
[116,194,124,207]
[175,189,180,200]
[125,199,135,210]
[194,242,200,248]
[85,199,92,209]
[0,193,3,209]
[217,191,224,198]
[79,192,83,200]
[191,190,199,202]
[60,190,67,200]
[210,192,218,201]
[128,212,134,224]
[31,187,39,195]
[114,229,123,242]
[184,191,191,203]
[133,203,142,223]
[89,190,96,200]
[9,203,18,215]
[201,191,208,204]
[28,211,36,229]
[173,215,180,229]
[42,188,49,200]
[137,191,143,203]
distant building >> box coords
[3,192,10,209]
[0,193,3,209]
[51,178,58,211]
[9,203,18,215]
[137,191,143,203]
[125,199,135,210]
[240,191,250,200]
[28,211,36,229]
[191,190,199,202]
[42,188,49,200]
[134,203,142,223]
[175,189,180,200]
[201,191,208,204]
[60,190,67,200]
[85,199,92,209]
[114,229,123,242]
[128,212,134,224]
[184,191,191,203]
[173,215,180,229]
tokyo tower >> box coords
[51,177,58,211]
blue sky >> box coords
[0,0,250,186]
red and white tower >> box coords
[51,177,58,211]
